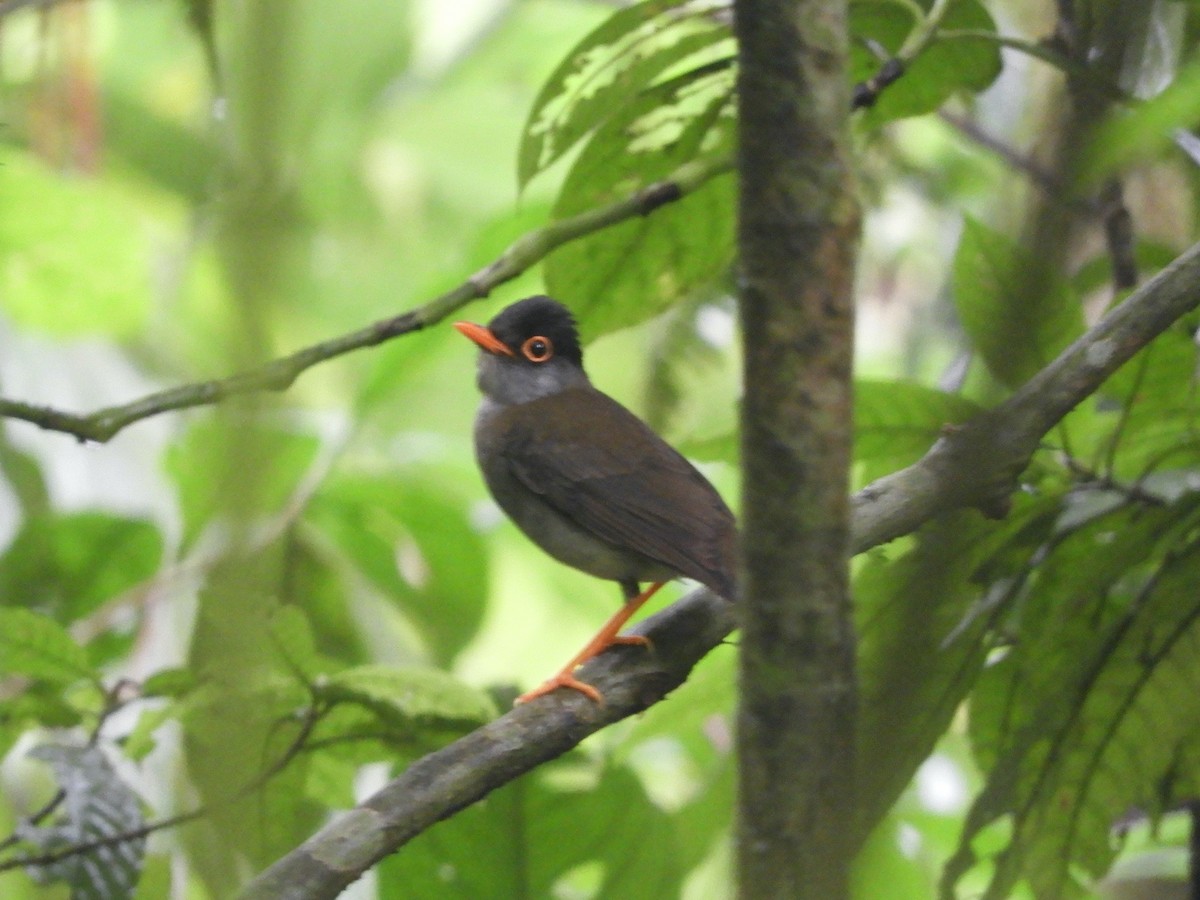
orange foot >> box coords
[516,582,666,706]
[516,671,603,705]
[514,634,654,705]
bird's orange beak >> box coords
[454,321,514,356]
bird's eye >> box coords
[521,335,554,363]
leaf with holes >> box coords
[519,0,731,188]
[947,509,1200,898]
[546,65,736,338]
[18,744,145,900]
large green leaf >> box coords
[518,0,731,188]
[314,663,497,750]
[545,66,735,338]
[378,758,687,899]
[0,512,162,625]
[1095,327,1200,481]
[855,498,1059,838]
[947,495,1200,898]
[952,217,1086,389]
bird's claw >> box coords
[515,672,603,705]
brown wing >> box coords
[497,387,736,598]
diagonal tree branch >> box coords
[0,155,731,444]
[240,239,1200,900]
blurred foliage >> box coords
[0,0,1198,898]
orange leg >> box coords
[516,582,666,705]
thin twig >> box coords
[853,0,954,109]
[0,678,138,854]
[0,155,732,443]
[938,110,1101,215]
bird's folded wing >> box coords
[498,389,735,596]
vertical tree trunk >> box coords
[734,0,859,896]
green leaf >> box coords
[518,0,731,188]
[1082,56,1200,183]
[378,757,687,898]
[854,499,1058,837]
[855,380,981,486]
[19,743,145,900]
[545,67,735,338]
[1094,327,1200,481]
[318,664,497,734]
[140,667,199,699]
[852,0,1002,124]
[952,217,1085,388]
[0,686,84,759]
[948,499,1200,898]
[266,604,330,682]
[122,702,179,762]
[0,512,162,624]
[0,609,97,685]
[284,533,370,666]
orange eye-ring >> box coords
[521,335,554,363]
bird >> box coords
[455,295,736,704]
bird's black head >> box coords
[455,296,588,405]
[485,296,584,369]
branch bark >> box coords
[733,0,859,896]
[237,228,1200,898]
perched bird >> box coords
[455,296,736,703]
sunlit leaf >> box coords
[545,67,735,338]
[519,0,731,188]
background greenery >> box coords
[0,0,1198,897]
